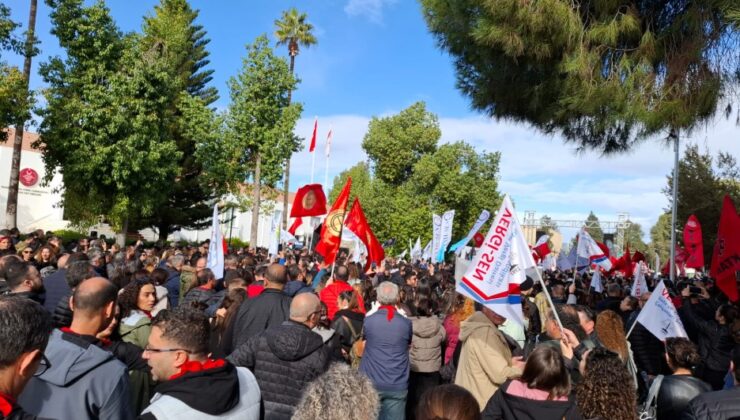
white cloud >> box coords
[290,113,740,242]
[344,0,397,24]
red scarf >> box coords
[142,310,153,319]
[379,305,396,322]
[0,392,15,417]
[169,359,226,380]
[60,327,112,347]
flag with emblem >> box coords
[315,177,352,265]
[290,184,327,218]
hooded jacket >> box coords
[454,312,523,410]
[226,288,291,356]
[119,311,152,350]
[410,315,446,373]
[139,363,260,420]
[18,329,133,420]
[227,320,329,420]
[482,379,582,420]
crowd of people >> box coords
[1,227,739,420]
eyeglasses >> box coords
[22,250,33,254]
[143,346,192,354]
[35,354,51,377]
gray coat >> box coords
[19,329,133,420]
[409,316,446,373]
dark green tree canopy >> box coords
[420,0,740,153]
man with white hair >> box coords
[228,292,329,419]
[359,281,413,420]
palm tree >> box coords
[275,8,316,229]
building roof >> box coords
[1,127,41,153]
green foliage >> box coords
[0,3,33,142]
[361,102,440,186]
[274,8,317,59]
[39,0,181,230]
[331,103,502,253]
[584,211,604,243]
[52,229,86,245]
[227,237,249,250]
[648,212,672,267]
[623,221,647,252]
[420,0,740,154]
[664,144,740,264]
[540,215,559,234]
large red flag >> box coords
[288,218,303,235]
[309,118,317,152]
[290,184,327,218]
[315,178,352,265]
[711,195,740,302]
[684,215,705,269]
[532,242,551,262]
[344,198,385,270]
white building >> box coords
[0,128,308,247]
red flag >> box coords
[711,195,740,302]
[597,242,610,258]
[633,251,645,264]
[472,232,485,247]
[315,178,352,265]
[288,218,303,235]
[290,184,327,218]
[684,215,705,268]
[344,198,385,270]
[532,241,551,261]
[309,118,317,152]
[222,237,228,254]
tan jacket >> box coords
[454,311,523,410]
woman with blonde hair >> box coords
[594,309,638,386]
[443,294,475,365]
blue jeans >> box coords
[377,389,407,420]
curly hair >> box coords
[577,348,637,420]
[293,363,379,420]
[118,279,156,319]
[595,310,629,361]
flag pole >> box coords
[532,256,565,331]
[310,151,316,184]
[572,227,583,283]
[625,319,638,339]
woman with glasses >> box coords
[19,246,35,263]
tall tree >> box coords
[0,3,31,147]
[133,0,220,240]
[649,212,672,269]
[3,0,38,229]
[539,215,559,234]
[583,211,604,243]
[664,144,740,264]
[205,35,301,247]
[39,0,181,243]
[623,220,647,252]
[274,8,316,229]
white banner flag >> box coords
[631,262,648,298]
[421,240,433,261]
[591,269,603,293]
[450,209,490,256]
[635,280,688,340]
[268,209,282,257]
[436,210,455,262]
[577,228,612,271]
[280,229,297,244]
[206,204,224,279]
[456,195,534,326]
[432,214,442,263]
[411,237,422,261]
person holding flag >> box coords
[315,177,351,269]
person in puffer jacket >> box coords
[228,292,330,420]
[407,298,446,420]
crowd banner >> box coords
[629,280,687,340]
[683,215,704,269]
[456,196,541,326]
[577,228,612,271]
[711,195,740,302]
[431,214,442,263]
[436,210,456,263]
[411,237,422,261]
[206,204,224,279]
[421,240,433,261]
[591,269,603,293]
[631,261,648,298]
[268,209,283,257]
[449,209,490,256]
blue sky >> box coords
[5,0,740,243]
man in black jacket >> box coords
[228,292,329,419]
[226,264,291,355]
[2,260,44,305]
[683,346,740,419]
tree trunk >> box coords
[281,54,297,230]
[4,0,37,229]
[116,217,129,247]
[250,154,262,249]
[157,221,169,242]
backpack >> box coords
[638,374,664,420]
[341,316,364,369]
[439,338,463,383]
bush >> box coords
[53,229,87,246]
[227,237,250,250]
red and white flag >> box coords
[308,118,317,152]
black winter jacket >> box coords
[52,291,73,328]
[41,268,69,314]
[628,313,669,376]
[656,375,712,420]
[679,300,734,373]
[331,309,364,354]
[482,380,582,420]
[226,288,291,355]
[227,320,329,420]
[180,286,218,310]
[682,386,740,420]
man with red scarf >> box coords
[141,307,260,419]
[359,281,413,420]
[0,295,53,420]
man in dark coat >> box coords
[683,346,740,419]
[228,292,329,420]
[225,264,292,355]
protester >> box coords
[1,260,44,304]
[228,292,329,419]
[0,295,53,419]
[416,384,481,420]
[140,307,260,419]
[576,348,636,420]
[163,254,186,308]
[331,289,365,363]
[181,268,218,310]
[683,346,740,419]
[148,267,170,315]
[443,294,474,364]
[210,288,247,358]
[454,303,525,411]
[652,337,712,420]
[33,245,57,272]
[52,258,96,328]
[320,265,366,320]
[118,279,157,349]
[227,263,292,355]
[594,310,638,385]
[293,363,380,420]
[408,297,446,419]
[19,277,133,420]
[482,346,581,420]
[360,281,413,420]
